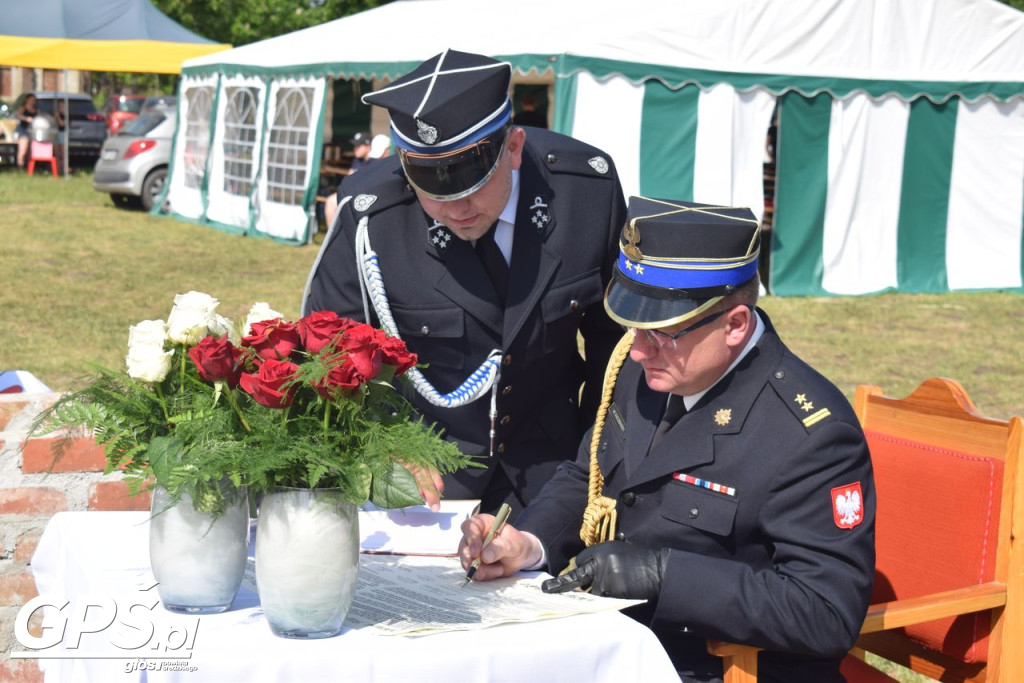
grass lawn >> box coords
[3,170,1021,422]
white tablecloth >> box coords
[25,511,679,683]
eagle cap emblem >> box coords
[416,118,438,144]
[622,220,643,262]
[831,482,864,529]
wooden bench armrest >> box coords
[707,641,761,683]
[860,581,1007,634]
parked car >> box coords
[104,94,147,135]
[141,94,177,113]
[12,92,107,166]
[93,105,175,211]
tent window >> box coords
[184,86,215,190]
[266,86,314,206]
[223,86,260,197]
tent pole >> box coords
[62,70,69,179]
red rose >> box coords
[298,310,359,354]
[339,324,384,381]
[242,318,302,361]
[379,336,417,375]
[188,335,244,388]
[312,358,362,400]
[239,358,299,408]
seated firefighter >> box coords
[458,197,876,682]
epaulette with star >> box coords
[769,366,834,430]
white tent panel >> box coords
[692,84,776,222]
[253,77,326,243]
[946,98,1024,290]
[168,75,218,220]
[206,76,267,230]
[822,95,909,295]
[569,72,645,199]
[183,0,1024,102]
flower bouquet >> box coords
[36,291,473,625]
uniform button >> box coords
[502,385,512,396]
[502,354,512,366]
[546,153,558,164]
[622,491,636,506]
[569,299,580,311]
[421,325,430,335]
[497,443,506,454]
[500,415,511,425]
[689,507,699,518]
[774,370,785,379]
[615,532,626,541]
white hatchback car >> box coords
[93,105,176,211]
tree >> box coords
[152,0,385,47]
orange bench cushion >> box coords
[866,430,1003,663]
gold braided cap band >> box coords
[579,329,635,548]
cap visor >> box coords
[604,277,721,329]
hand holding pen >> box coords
[462,503,512,586]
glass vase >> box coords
[149,485,249,614]
[255,487,359,639]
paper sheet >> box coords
[358,500,479,556]
[343,555,644,636]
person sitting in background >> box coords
[323,132,381,227]
[458,196,875,682]
[16,93,38,170]
[349,131,373,173]
[512,90,547,129]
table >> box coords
[24,511,679,683]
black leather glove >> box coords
[541,541,665,601]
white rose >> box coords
[126,346,174,382]
[208,314,238,344]
[127,319,168,351]
[167,291,220,346]
[243,302,283,336]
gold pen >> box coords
[462,502,512,587]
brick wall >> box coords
[0,392,150,683]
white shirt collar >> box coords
[492,170,520,263]
[682,309,765,411]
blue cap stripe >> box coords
[391,100,512,154]
[617,253,758,290]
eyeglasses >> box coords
[627,310,727,350]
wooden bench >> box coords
[709,377,1024,682]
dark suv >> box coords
[13,92,108,165]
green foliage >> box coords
[30,294,476,516]
[152,0,385,47]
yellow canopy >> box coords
[0,0,229,74]
[0,37,230,73]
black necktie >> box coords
[476,222,509,304]
[652,395,686,448]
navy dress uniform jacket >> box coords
[517,312,876,682]
[304,127,627,508]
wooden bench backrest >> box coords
[853,378,1023,683]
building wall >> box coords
[0,392,149,683]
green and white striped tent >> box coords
[172,0,1024,295]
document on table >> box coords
[343,554,644,636]
[358,499,479,556]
